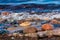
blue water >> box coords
[0,0,60,13]
[0,0,60,5]
[53,24,60,28]
[0,0,60,34]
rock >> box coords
[24,33,38,40]
[20,21,31,28]
[0,29,9,35]
[17,20,25,24]
[25,18,33,21]
[8,34,12,36]
[13,33,18,37]
[43,17,50,21]
[53,28,60,36]
[11,37,15,40]
[45,30,53,37]
[7,27,23,33]
[1,12,10,16]
[23,27,37,33]
[18,34,23,37]
[41,23,54,31]
[37,31,47,37]
[50,19,58,24]
[33,18,40,21]
[37,30,53,37]
[25,33,37,37]
[0,18,4,22]
[7,27,16,31]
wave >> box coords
[0,3,60,12]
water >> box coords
[0,0,60,13]
[53,24,60,28]
[0,0,60,4]
[0,0,60,34]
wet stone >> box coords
[24,33,38,40]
